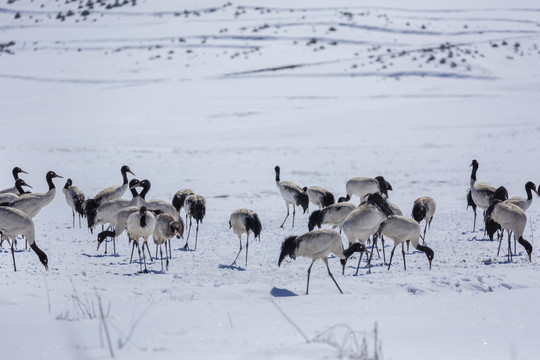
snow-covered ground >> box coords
[1,0,540,359]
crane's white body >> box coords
[344,177,381,202]
[469,160,497,212]
[342,203,387,246]
[306,186,334,209]
[309,202,356,231]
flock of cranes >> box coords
[0,160,536,295]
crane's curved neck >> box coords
[46,174,56,191]
[121,168,130,185]
[275,167,280,182]
[12,168,20,180]
[525,184,533,200]
[139,183,150,199]
[130,186,139,199]
[140,213,147,227]
[470,163,478,182]
[16,181,26,194]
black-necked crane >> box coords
[376,215,434,271]
[0,167,28,195]
[4,171,63,219]
[96,205,152,262]
[278,229,367,295]
[469,159,500,224]
[342,192,394,274]
[62,178,86,228]
[137,179,179,219]
[84,165,134,218]
[127,206,156,273]
[485,199,532,262]
[308,202,356,232]
[0,179,32,204]
[411,196,436,245]
[153,213,184,271]
[87,179,142,253]
[172,188,195,217]
[274,166,308,228]
[338,176,392,204]
[229,208,262,267]
[0,207,48,271]
[183,194,206,250]
[305,186,335,210]
[466,189,477,231]
[504,181,538,211]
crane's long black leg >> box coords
[372,235,380,259]
[245,234,249,267]
[184,218,192,249]
[324,259,343,294]
[292,206,296,228]
[387,245,397,271]
[473,210,477,232]
[355,251,364,276]
[159,245,164,271]
[402,243,406,271]
[142,244,148,273]
[155,244,158,259]
[11,239,16,272]
[194,221,200,250]
[382,236,386,265]
[280,203,290,228]
[129,241,136,264]
[497,234,503,256]
[145,241,153,262]
[306,262,314,295]
[507,232,512,262]
[137,244,143,272]
[168,238,172,259]
[231,235,242,266]
[72,209,75,228]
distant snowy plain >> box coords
[1,1,540,359]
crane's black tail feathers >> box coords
[278,235,298,266]
[246,213,262,240]
[321,192,335,208]
[308,210,323,232]
[412,203,426,223]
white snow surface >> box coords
[1,0,540,359]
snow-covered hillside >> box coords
[1,1,540,359]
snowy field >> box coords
[1,0,540,359]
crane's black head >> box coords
[15,178,32,191]
[342,243,368,274]
[129,179,141,189]
[13,166,28,179]
[46,171,63,180]
[416,244,434,269]
[517,237,532,261]
[121,165,135,176]
[63,178,73,189]
[375,176,392,197]
[485,219,501,241]
[171,221,184,239]
[30,243,48,270]
[470,159,478,168]
[308,210,323,231]
[296,191,309,214]
[493,186,508,202]
[278,235,298,266]
[97,230,116,250]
